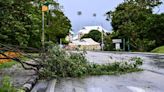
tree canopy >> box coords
[106,0,164,51]
[46,10,71,43]
[81,30,102,42]
[124,0,162,8]
[0,0,71,49]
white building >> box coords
[68,26,111,50]
[68,38,101,50]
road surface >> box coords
[54,51,164,92]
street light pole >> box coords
[41,0,49,51]
[101,29,104,51]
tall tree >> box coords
[145,13,164,47]
[81,30,102,42]
[124,0,162,8]
[0,0,42,48]
[0,0,71,48]
[106,1,163,51]
[46,10,71,43]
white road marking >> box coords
[127,86,146,92]
[88,87,102,92]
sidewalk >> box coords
[0,62,36,88]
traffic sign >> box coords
[42,5,48,12]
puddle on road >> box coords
[153,62,164,68]
[148,55,164,68]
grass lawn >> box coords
[151,46,164,53]
[0,61,17,69]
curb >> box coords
[46,79,57,92]
[31,79,48,92]
[89,51,164,55]
[23,76,38,92]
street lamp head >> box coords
[93,13,96,17]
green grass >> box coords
[0,61,17,69]
[0,76,25,92]
[151,46,164,53]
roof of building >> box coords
[78,26,110,34]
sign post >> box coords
[41,0,49,51]
[112,39,122,50]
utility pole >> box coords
[101,29,104,51]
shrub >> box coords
[40,46,89,79]
[0,61,17,69]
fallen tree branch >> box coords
[0,52,39,72]
[0,43,41,63]
[0,58,12,59]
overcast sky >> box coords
[57,0,164,34]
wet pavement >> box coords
[54,51,164,92]
[55,71,164,92]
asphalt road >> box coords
[54,51,164,92]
